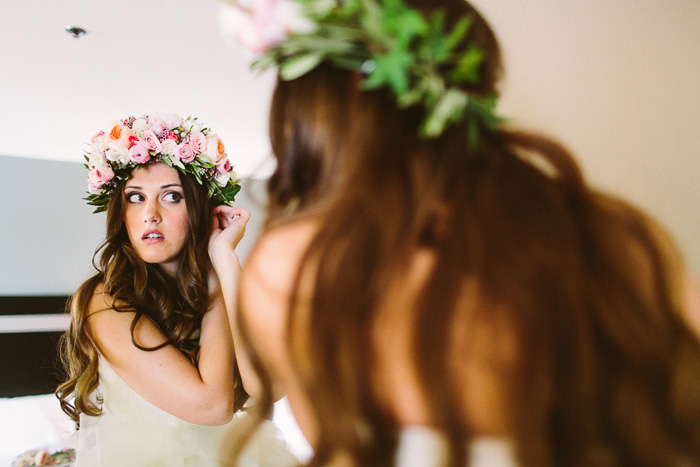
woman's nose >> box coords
[143,201,161,224]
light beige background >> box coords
[471,0,700,274]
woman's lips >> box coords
[142,229,164,244]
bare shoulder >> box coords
[239,219,318,360]
[242,219,319,297]
[85,283,168,361]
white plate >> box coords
[11,442,75,467]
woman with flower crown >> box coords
[217,0,700,465]
[56,112,298,466]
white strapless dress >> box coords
[396,426,516,467]
[74,357,299,466]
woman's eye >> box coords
[126,192,144,203]
[163,192,183,203]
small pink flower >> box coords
[217,157,232,174]
[129,142,151,164]
[87,166,115,193]
[141,130,162,152]
[234,0,315,54]
[205,135,226,164]
[177,143,195,162]
[189,132,206,153]
[128,135,139,147]
[167,131,178,140]
[91,131,105,143]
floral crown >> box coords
[84,112,241,213]
[221,0,503,142]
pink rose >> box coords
[105,123,134,150]
[176,143,195,162]
[216,157,232,174]
[129,142,151,164]
[91,131,105,143]
[235,0,315,54]
[204,135,226,163]
[87,166,115,193]
[142,130,162,152]
[189,132,206,153]
[148,112,183,134]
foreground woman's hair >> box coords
[233,0,700,465]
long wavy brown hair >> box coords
[234,0,700,465]
[57,167,248,425]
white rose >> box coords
[93,135,109,152]
[216,171,231,187]
[106,147,129,164]
[105,148,121,162]
[160,139,177,156]
[132,118,148,134]
[88,149,108,168]
[117,149,131,164]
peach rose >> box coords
[205,135,226,163]
[105,123,134,150]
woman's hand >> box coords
[208,206,251,267]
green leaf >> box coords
[445,15,473,55]
[420,88,468,138]
[450,45,485,85]
[251,53,280,73]
[279,52,325,80]
[170,157,186,170]
[362,49,414,93]
[221,183,242,203]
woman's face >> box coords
[123,162,190,275]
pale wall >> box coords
[471,0,700,274]
[0,155,266,296]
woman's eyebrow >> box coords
[124,184,182,190]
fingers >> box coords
[213,205,250,230]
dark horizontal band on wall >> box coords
[0,296,69,316]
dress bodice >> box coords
[396,426,516,467]
[75,357,298,466]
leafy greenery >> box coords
[254,0,504,144]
